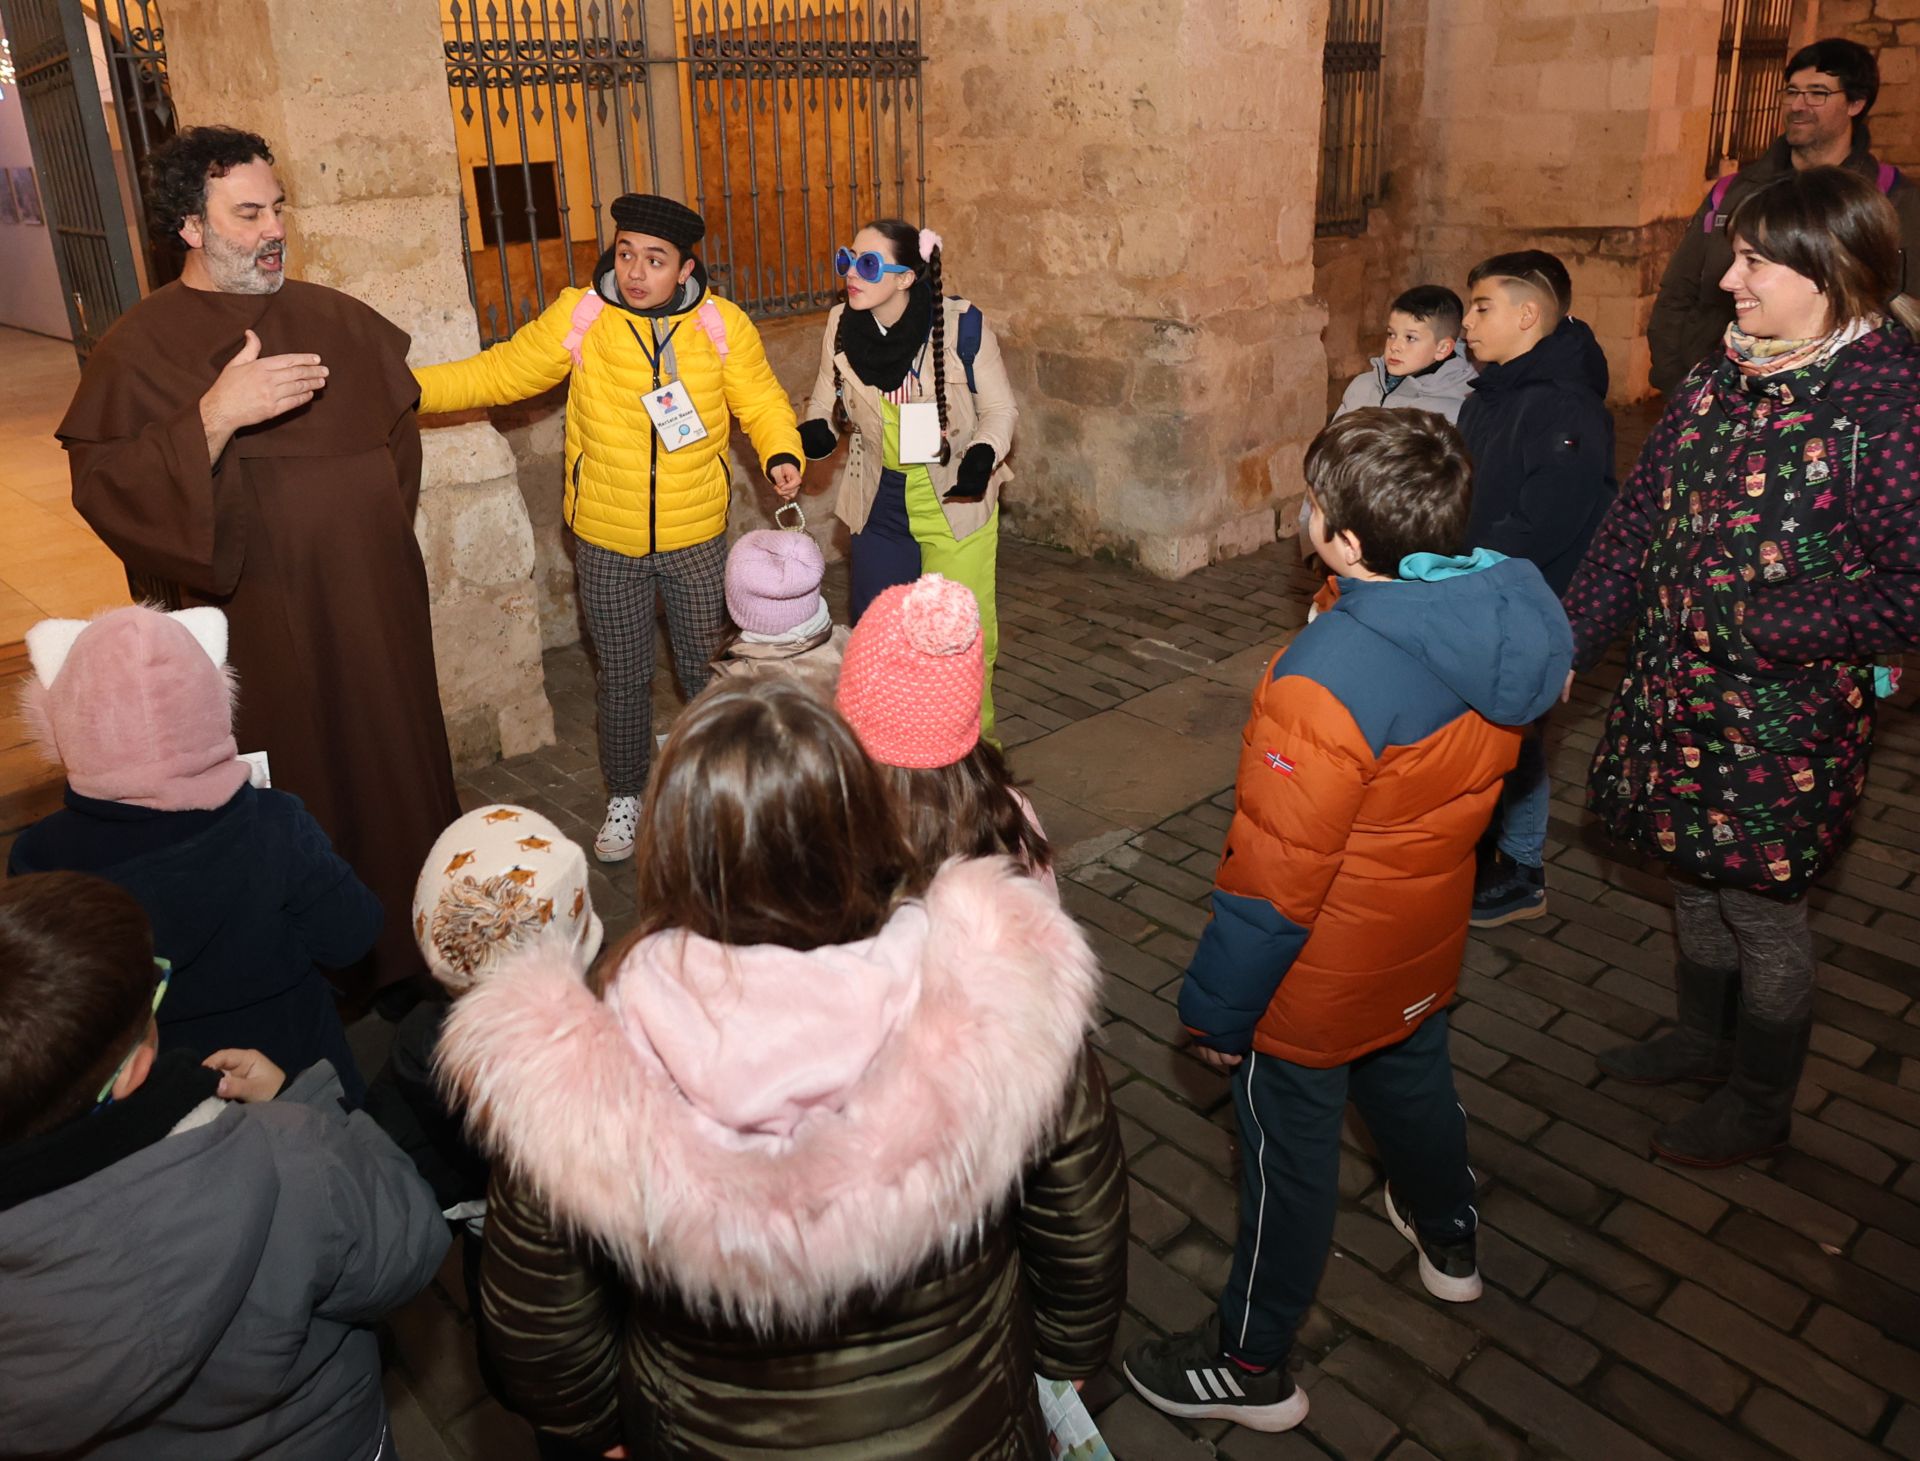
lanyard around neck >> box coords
[625,317,682,384]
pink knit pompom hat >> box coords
[22,605,250,812]
[726,529,826,635]
[835,574,983,769]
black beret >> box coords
[609,194,705,252]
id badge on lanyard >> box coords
[896,345,942,464]
[631,319,710,452]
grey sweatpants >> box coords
[1671,875,1815,1023]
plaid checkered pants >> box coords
[575,535,728,796]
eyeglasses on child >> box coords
[834,247,912,285]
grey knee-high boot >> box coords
[1596,958,1738,1085]
[1648,1005,1810,1168]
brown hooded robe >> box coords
[57,279,460,997]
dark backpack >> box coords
[956,303,984,393]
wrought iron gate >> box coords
[0,0,142,356]
[1706,0,1796,178]
[443,0,927,344]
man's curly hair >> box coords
[142,126,275,251]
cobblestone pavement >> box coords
[381,409,1920,1461]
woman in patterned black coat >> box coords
[1563,167,1920,1168]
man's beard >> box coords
[202,225,286,294]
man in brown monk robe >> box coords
[56,125,459,1000]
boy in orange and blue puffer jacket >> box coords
[1123,409,1573,1438]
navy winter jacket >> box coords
[7,782,380,1101]
[1458,317,1617,596]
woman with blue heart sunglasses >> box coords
[800,218,1020,739]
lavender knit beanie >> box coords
[725,529,826,636]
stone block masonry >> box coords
[917,0,1333,578]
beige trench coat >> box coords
[805,297,1019,541]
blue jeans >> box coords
[1218,1011,1475,1364]
[1493,715,1550,867]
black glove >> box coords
[945,443,995,502]
[799,419,838,460]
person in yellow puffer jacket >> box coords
[415,194,802,863]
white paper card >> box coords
[897,400,943,464]
[240,750,272,788]
[641,382,710,451]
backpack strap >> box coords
[1702,174,1737,233]
[695,298,729,362]
[956,304,983,394]
[1879,161,1899,194]
[561,291,605,367]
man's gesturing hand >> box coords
[200,329,329,459]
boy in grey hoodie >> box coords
[1334,285,1477,424]
[0,871,448,1461]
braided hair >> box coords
[836,218,952,464]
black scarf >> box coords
[0,1050,221,1211]
[840,279,934,393]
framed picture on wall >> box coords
[11,167,43,225]
[0,175,16,226]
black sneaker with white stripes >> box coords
[1384,1184,1483,1302]
[1122,1315,1308,1433]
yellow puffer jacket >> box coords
[415,280,802,557]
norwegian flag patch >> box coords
[1263,750,1296,776]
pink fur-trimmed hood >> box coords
[437,857,1101,1331]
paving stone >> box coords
[1450,1004,1599,1085]
[1467,1121,1607,1220]
[1062,880,1159,943]
[1316,1252,1479,1379]
[1333,1206,1409,1273]
[1489,1060,1657,1152]
[1823,1097,1920,1162]
[1131,1144,1241,1245]
[1453,1071,1548,1141]
[1659,1282,1887,1432]
[1590,1365,1777,1461]
[1382,1443,1441,1461]
[1082,923,1183,993]
[1858,1227,1920,1294]
[1716,1210,1920,1348]
[1497,962,1660,1039]
[1456,1348,1667,1461]
[1424,1277,1600,1386]
[1298,1371,1400,1460]
[1601,1200,1806,1329]
[1533,1122,1727,1232]
[1738,1388,1891,1461]
[1216,1428,1328,1461]
[1320,1337,1527,1461]
[1092,1395,1217,1460]
[1105,843,1216,901]
[1678,1157,1858,1251]
[1481,1189,1667,1310]
[1475,1226,1550,1298]
[1457,969,1556,1028]
[1126,1242,1216,1336]
[1099,1020,1232,1108]
[1889,1405,1920,1461]
[1112,1077,1238,1172]
[1128,1179,1189,1249]
[1447,1030,1509,1078]
[1533,1271,1750,1416]
[1119,881,1213,940]
[1769,1149,1920,1247]
[1791,1113,1901,1185]
[1803,1303,1920,1406]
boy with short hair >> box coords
[0,871,448,1460]
[1122,409,1571,1436]
[415,194,804,866]
[1334,284,1476,423]
[1457,249,1615,926]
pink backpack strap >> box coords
[695,298,729,361]
[561,291,605,367]
[1879,161,1899,194]
[1702,174,1737,233]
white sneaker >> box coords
[594,795,639,862]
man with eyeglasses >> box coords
[1647,37,1920,394]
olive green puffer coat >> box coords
[438,858,1129,1459]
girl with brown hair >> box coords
[1564,165,1920,1167]
[436,679,1125,1457]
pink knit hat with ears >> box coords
[22,606,250,812]
[835,574,983,769]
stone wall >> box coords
[918,0,1332,577]
[1819,0,1920,174]
[161,0,555,769]
[1314,0,1733,407]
